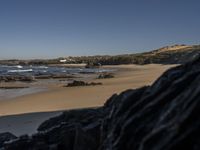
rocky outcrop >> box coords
[66,80,102,87]
[35,74,75,79]
[0,132,17,146]
[0,75,35,82]
[97,73,114,79]
[2,58,200,149]
[0,74,75,82]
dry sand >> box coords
[0,64,177,135]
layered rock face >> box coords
[2,58,200,149]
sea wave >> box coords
[0,65,23,68]
[30,66,48,69]
[7,69,33,73]
[15,65,23,69]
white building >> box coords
[59,59,67,63]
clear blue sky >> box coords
[0,0,200,59]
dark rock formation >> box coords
[2,58,200,149]
[97,73,114,79]
[85,62,101,68]
[0,132,17,146]
[0,75,35,82]
[35,74,75,79]
[66,80,102,87]
[0,74,75,82]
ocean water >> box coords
[0,65,111,76]
[0,65,114,100]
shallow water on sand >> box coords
[0,65,115,100]
[0,86,47,100]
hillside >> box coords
[56,44,200,65]
[0,44,200,65]
[135,44,200,64]
[151,44,192,53]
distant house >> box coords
[59,59,67,63]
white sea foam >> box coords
[7,69,33,73]
[38,66,48,69]
[15,65,23,69]
[31,66,48,69]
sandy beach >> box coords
[0,64,177,135]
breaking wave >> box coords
[7,69,33,73]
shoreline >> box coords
[0,64,177,136]
[0,64,177,116]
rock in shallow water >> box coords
[2,58,200,149]
[65,80,102,87]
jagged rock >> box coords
[0,132,17,146]
[100,58,200,150]
[85,62,101,68]
[3,108,104,149]
[97,73,114,79]
[65,80,102,87]
[0,75,35,82]
[2,58,200,149]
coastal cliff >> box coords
[1,57,200,149]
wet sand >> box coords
[0,111,62,136]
